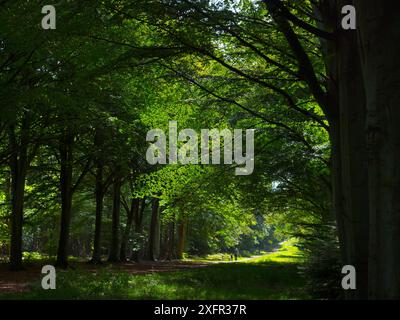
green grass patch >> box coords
[1,240,309,300]
[247,239,305,264]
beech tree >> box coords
[106,0,400,298]
[1,0,398,300]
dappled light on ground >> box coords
[0,242,308,300]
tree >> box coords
[148,197,160,261]
[109,0,400,298]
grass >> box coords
[0,240,309,300]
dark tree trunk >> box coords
[108,176,122,262]
[312,1,370,298]
[355,0,400,299]
[161,220,175,261]
[155,206,162,259]
[56,128,74,268]
[91,163,104,264]
[318,0,400,298]
[120,198,139,261]
[177,218,187,260]
[138,198,146,231]
[337,21,369,299]
[148,198,159,261]
[131,197,146,262]
[167,221,175,260]
[3,172,11,260]
[8,116,30,270]
[321,3,370,297]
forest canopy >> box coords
[1,0,399,300]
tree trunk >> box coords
[355,0,400,299]
[177,218,187,260]
[8,116,30,270]
[148,198,159,261]
[108,176,122,262]
[3,170,11,260]
[317,1,370,298]
[162,220,175,261]
[120,198,139,261]
[335,5,369,297]
[91,162,104,264]
[155,206,162,259]
[168,221,175,260]
[131,197,146,262]
[56,128,74,268]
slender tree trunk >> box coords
[148,198,159,261]
[56,128,74,268]
[168,220,175,260]
[177,218,187,260]
[4,170,11,260]
[162,219,175,261]
[91,163,104,264]
[108,176,122,262]
[8,117,29,270]
[120,198,139,261]
[160,223,168,260]
[131,197,146,262]
[155,206,162,259]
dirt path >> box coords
[0,260,211,294]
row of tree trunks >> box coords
[148,207,185,261]
[8,114,30,270]
[90,181,151,264]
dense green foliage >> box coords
[1,0,328,266]
[5,0,395,300]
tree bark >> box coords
[329,3,369,297]
[162,220,175,261]
[148,198,159,261]
[8,115,30,270]
[177,218,187,260]
[108,176,122,262]
[355,0,400,299]
[91,162,104,264]
[131,197,146,262]
[56,127,74,268]
[120,198,139,261]
[315,1,370,298]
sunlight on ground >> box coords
[247,239,304,264]
[0,239,308,300]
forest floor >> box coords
[0,241,309,299]
[0,260,211,294]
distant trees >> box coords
[2,0,398,300]
[0,0,262,270]
[102,0,400,298]
[0,0,330,274]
